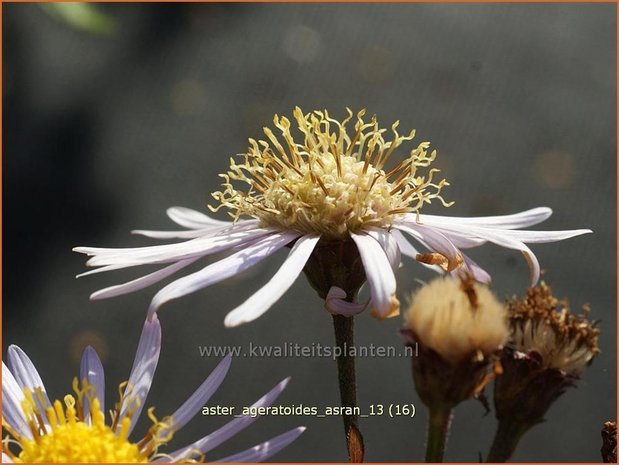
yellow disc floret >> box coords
[211,107,452,239]
[4,380,174,463]
[18,397,144,462]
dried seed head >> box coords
[404,275,509,365]
[507,282,600,375]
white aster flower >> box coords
[1,315,304,463]
[74,107,591,325]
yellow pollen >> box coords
[5,380,174,463]
[211,107,452,239]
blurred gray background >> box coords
[3,3,616,462]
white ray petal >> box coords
[427,227,488,248]
[224,235,320,327]
[79,346,105,423]
[456,253,492,284]
[90,258,200,300]
[74,226,274,267]
[132,219,260,240]
[471,230,541,286]
[366,228,401,271]
[350,232,397,318]
[324,286,368,316]
[167,206,232,229]
[148,231,299,318]
[131,228,220,240]
[2,362,32,440]
[7,346,51,410]
[160,378,290,462]
[77,262,146,278]
[391,229,443,273]
[165,355,231,434]
[472,227,593,243]
[391,229,419,259]
[214,427,306,462]
[416,206,553,229]
[394,222,462,271]
[2,452,13,462]
[433,221,591,246]
[117,316,161,436]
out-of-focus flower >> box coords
[488,282,600,462]
[74,108,591,326]
[601,421,617,463]
[40,3,117,36]
[1,315,304,463]
[401,275,508,462]
[402,275,508,408]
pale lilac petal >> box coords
[350,232,397,318]
[132,219,260,240]
[214,427,306,462]
[391,229,443,273]
[2,452,13,462]
[469,230,541,286]
[391,229,420,259]
[518,243,541,287]
[165,355,232,433]
[7,346,51,410]
[148,231,299,318]
[416,206,553,229]
[433,222,590,247]
[394,222,462,272]
[224,235,320,327]
[117,315,161,436]
[454,253,492,284]
[74,226,274,267]
[427,227,487,248]
[77,263,145,278]
[90,258,200,300]
[480,228,592,243]
[160,378,290,461]
[366,228,401,271]
[79,346,105,421]
[131,228,221,240]
[452,225,590,285]
[2,362,32,440]
[167,206,232,229]
[324,286,368,316]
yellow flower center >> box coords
[4,381,174,463]
[211,107,452,239]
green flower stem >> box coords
[486,420,531,462]
[332,314,364,462]
[425,406,453,462]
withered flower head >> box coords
[507,281,600,375]
[402,275,508,409]
[404,275,509,365]
[601,421,617,463]
[494,282,600,429]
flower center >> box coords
[211,107,451,239]
[4,381,173,463]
